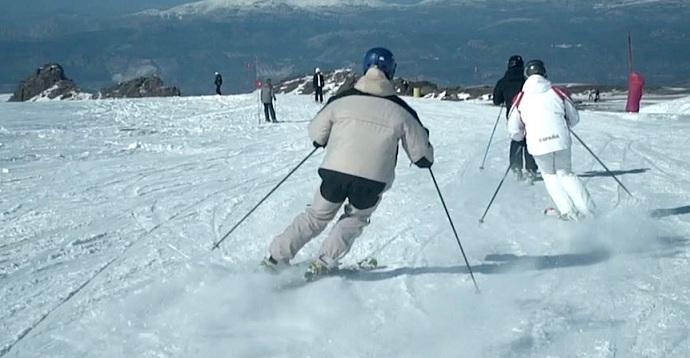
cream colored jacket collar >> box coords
[354,68,396,97]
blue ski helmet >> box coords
[362,47,397,80]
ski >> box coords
[305,257,380,282]
[274,257,381,290]
[543,207,581,221]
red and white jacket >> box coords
[507,75,580,156]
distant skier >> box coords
[313,67,325,103]
[262,47,434,279]
[401,79,410,96]
[214,72,223,95]
[261,78,277,123]
[508,60,596,220]
[493,55,538,182]
[594,88,600,102]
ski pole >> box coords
[478,164,512,224]
[257,92,261,126]
[479,142,523,223]
[428,168,480,294]
[479,105,504,170]
[569,129,634,198]
[212,147,319,250]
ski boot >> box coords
[558,211,583,222]
[260,255,288,273]
[512,167,524,181]
[304,261,332,281]
[544,208,580,221]
[357,257,378,270]
[524,170,538,185]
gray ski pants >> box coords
[268,189,379,267]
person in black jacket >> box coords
[493,55,538,181]
[214,72,223,95]
[401,79,410,96]
[313,68,325,103]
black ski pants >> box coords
[509,139,537,172]
[315,87,324,103]
[318,169,386,210]
[263,103,276,122]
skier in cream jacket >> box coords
[263,48,434,278]
[507,59,595,220]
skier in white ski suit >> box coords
[264,48,434,276]
[507,59,595,220]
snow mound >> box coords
[641,95,690,115]
[29,85,92,102]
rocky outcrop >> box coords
[272,69,627,103]
[274,69,494,101]
[274,69,356,97]
[95,76,181,99]
[332,71,356,96]
[9,64,83,102]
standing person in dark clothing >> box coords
[261,78,277,123]
[493,55,538,182]
[401,79,410,96]
[214,72,223,95]
[313,68,325,103]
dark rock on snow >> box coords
[95,76,181,99]
[274,69,356,97]
[9,64,81,102]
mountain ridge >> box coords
[136,0,689,17]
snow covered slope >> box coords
[1,93,689,357]
[641,95,690,115]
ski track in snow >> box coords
[1,94,689,357]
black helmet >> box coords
[524,59,547,77]
[507,55,524,69]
